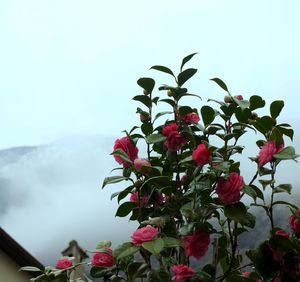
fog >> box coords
[0,119,299,265]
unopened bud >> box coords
[134,180,142,188]
[224,95,232,103]
[140,113,150,123]
[143,89,149,96]
[167,90,174,97]
[251,112,258,120]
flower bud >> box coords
[224,95,232,103]
[140,113,150,123]
[134,180,142,188]
[167,90,174,97]
[143,89,149,96]
[251,112,258,120]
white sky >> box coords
[0,0,300,266]
[0,0,299,149]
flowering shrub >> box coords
[21,54,299,282]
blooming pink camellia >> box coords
[113,136,138,168]
[130,192,149,207]
[134,158,151,174]
[171,265,196,282]
[55,258,73,269]
[182,229,210,260]
[216,172,245,205]
[164,131,186,152]
[289,209,300,233]
[275,230,289,238]
[131,225,159,246]
[92,248,114,267]
[192,144,211,166]
[258,140,284,167]
[162,122,178,136]
[183,112,200,124]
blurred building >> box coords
[0,228,44,282]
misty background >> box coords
[0,0,299,266]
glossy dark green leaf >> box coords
[159,98,176,108]
[235,107,251,123]
[274,183,292,194]
[162,237,182,248]
[249,95,265,110]
[141,123,153,136]
[270,100,284,119]
[150,65,176,79]
[111,149,132,165]
[180,52,198,71]
[146,133,166,144]
[19,266,41,272]
[201,105,215,126]
[148,269,171,282]
[114,242,139,260]
[224,202,247,222]
[127,262,148,281]
[102,176,129,188]
[153,111,173,123]
[137,77,155,94]
[142,238,164,254]
[210,78,229,92]
[277,125,294,141]
[115,202,135,217]
[90,267,108,278]
[274,146,299,160]
[178,68,197,87]
[133,95,152,108]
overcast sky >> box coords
[0,0,299,266]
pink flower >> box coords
[275,230,289,238]
[182,229,210,260]
[155,192,165,205]
[192,144,211,166]
[162,123,178,136]
[55,258,73,269]
[164,131,186,152]
[242,272,262,282]
[258,140,284,167]
[289,209,300,233]
[235,95,244,101]
[130,192,149,207]
[171,265,195,282]
[131,225,159,246]
[183,112,200,124]
[215,172,245,205]
[92,248,114,267]
[113,136,138,168]
[134,158,151,174]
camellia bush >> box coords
[22,54,300,282]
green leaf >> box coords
[102,176,129,188]
[180,52,198,71]
[179,155,193,165]
[114,242,139,260]
[153,111,173,123]
[159,98,176,108]
[146,133,166,144]
[235,107,251,123]
[201,105,215,126]
[270,100,284,119]
[141,123,153,136]
[148,269,171,282]
[250,185,264,201]
[178,68,197,87]
[178,106,194,117]
[127,262,148,281]
[277,125,294,141]
[111,149,132,165]
[210,78,229,92]
[273,200,298,209]
[115,202,135,217]
[19,266,41,272]
[274,184,292,194]
[137,77,155,94]
[142,238,164,254]
[150,65,176,78]
[224,202,247,222]
[243,185,257,201]
[133,95,152,108]
[240,212,256,228]
[140,176,171,191]
[90,267,108,278]
[249,95,265,110]
[162,237,182,248]
[96,240,112,249]
[274,146,299,160]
